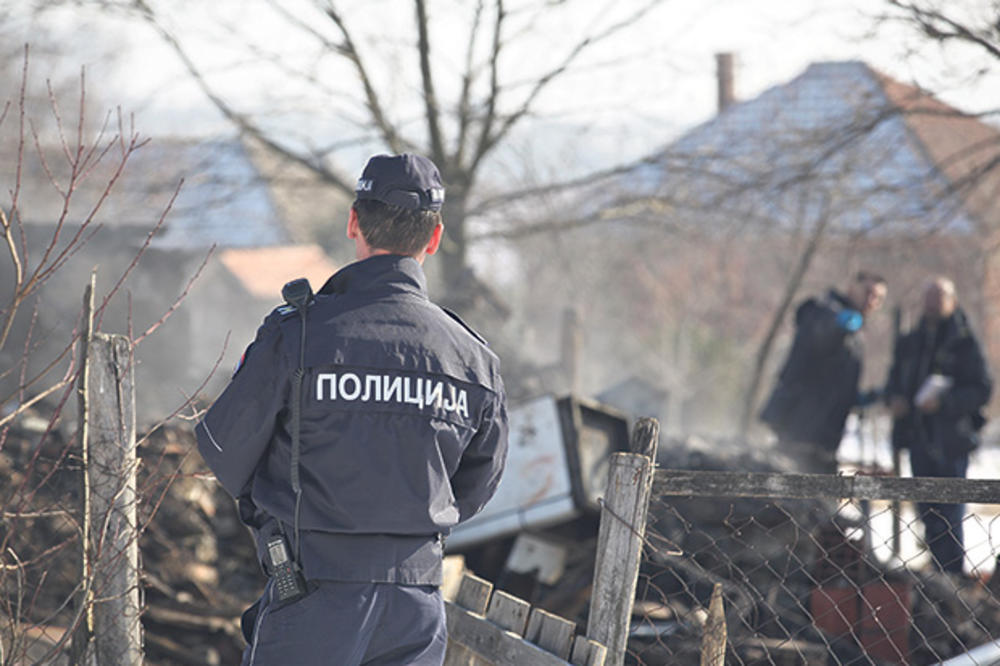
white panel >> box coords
[448,395,577,549]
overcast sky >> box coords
[13,0,998,172]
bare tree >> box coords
[68,0,671,289]
[0,46,239,664]
[887,1,1000,66]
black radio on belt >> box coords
[266,535,307,602]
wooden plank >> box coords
[654,469,1000,504]
[525,608,575,660]
[570,636,607,666]
[447,573,494,666]
[700,583,726,666]
[455,573,493,614]
[586,452,656,666]
[443,639,489,666]
[442,555,466,603]
[445,602,574,666]
[485,590,531,636]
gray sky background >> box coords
[12,0,999,172]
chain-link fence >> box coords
[629,469,1000,665]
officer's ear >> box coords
[347,207,360,239]
[424,223,443,256]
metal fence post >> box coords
[586,418,659,666]
[86,333,142,665]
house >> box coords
[499,60,1000,431]
[1,136,341,423]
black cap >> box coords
[354,153,445,211]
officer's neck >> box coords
[356,246,427,265]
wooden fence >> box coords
[70,281,143,665]
[443,422,1000,665]
[444,418,662,666]
[445,572,607,666]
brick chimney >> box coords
[716,52,735,113]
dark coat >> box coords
[760,290,865,450]
[885,307,991,462]
[196,255,508,584]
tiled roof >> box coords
[218,244,337,301]
[874,69,1000,231]
[139,139,289,248]
[583,61,999,236]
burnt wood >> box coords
[654,469,1000,504]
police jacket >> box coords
[760,290,865,451]
[886,307,991,459]
[196,255,508,584]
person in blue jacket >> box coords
[886,277,991,574]
[760,271,887,473]
[197,153,508,666]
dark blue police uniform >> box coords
[197,253,508,665]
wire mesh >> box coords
[630,484,1000,665]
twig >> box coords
[133,245,215,346]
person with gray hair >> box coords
[885,277,992,574]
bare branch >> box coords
[414,0,446,165]
[454,0,486,167]
[323,3,412,155]
[466,152,662,217]
[133,245,215,346]
[134,330,229,452]
[133,0,356,195]
[889,0,1000,60]
[0,378,73,430]
[0,208,24,350]
[471,0,665,170]
[29,114,142,290]
[740,192,833,431]
[471,0,505,171]
[11,46,30,272]
[93,177,183,331]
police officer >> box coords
[197,153,508,665]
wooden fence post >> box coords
[700,583,726,665]
[86,333,142,665]
[586,418,659,666]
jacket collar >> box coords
[827,289,853,310]
[318,254,428,298]
[919,307,970,342]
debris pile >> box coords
[5,411,1000,665]
[136,426,260,665]
[1,417,260,665]
[458,434,1000,664]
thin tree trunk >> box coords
[740,207,832,434]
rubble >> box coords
[4,411,1000,665]
[1,417,259,665]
